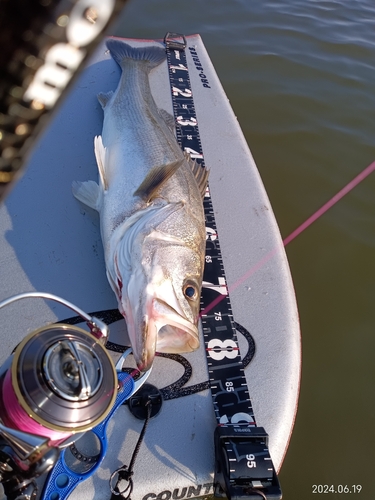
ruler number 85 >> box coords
[225,381,234,392]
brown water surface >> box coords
[115,1,375,497]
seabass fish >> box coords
[73,39,209,371]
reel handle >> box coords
[42,350,151,500]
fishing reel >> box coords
[0,292,119,500]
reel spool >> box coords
[0,293,117,446]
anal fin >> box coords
[72,180,100,210]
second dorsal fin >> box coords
[185,152,210,199]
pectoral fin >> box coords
[94,135,108,190]
[133,159,183,202]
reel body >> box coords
[6,324,117,438]
[0,292,118,499]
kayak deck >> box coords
[0,35,300,499]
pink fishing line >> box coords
[283,160,375,246]
[200,160,375,317]
[2,369,73,445]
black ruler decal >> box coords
[164,34,282,499]
[164,36,256,427]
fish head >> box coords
[122,240,203,372]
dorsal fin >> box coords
[133,159,184,202]
[185,152,210,199]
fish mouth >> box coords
[134,297,199,372]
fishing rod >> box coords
[0,0,130,202]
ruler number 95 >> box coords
[246,454,256,468]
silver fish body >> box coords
[73,39,208,371]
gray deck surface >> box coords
[0,35,300,500]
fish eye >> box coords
[183,283,198,300]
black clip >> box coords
[214,425,282,500]
[164,32,187,51]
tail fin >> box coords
[106,39,166,70]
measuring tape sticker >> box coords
[164,33,255,426]
[164,33,282,500]
[201,194,256,425]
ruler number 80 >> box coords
[207,339,238,360]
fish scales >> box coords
[73,39,209,371]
